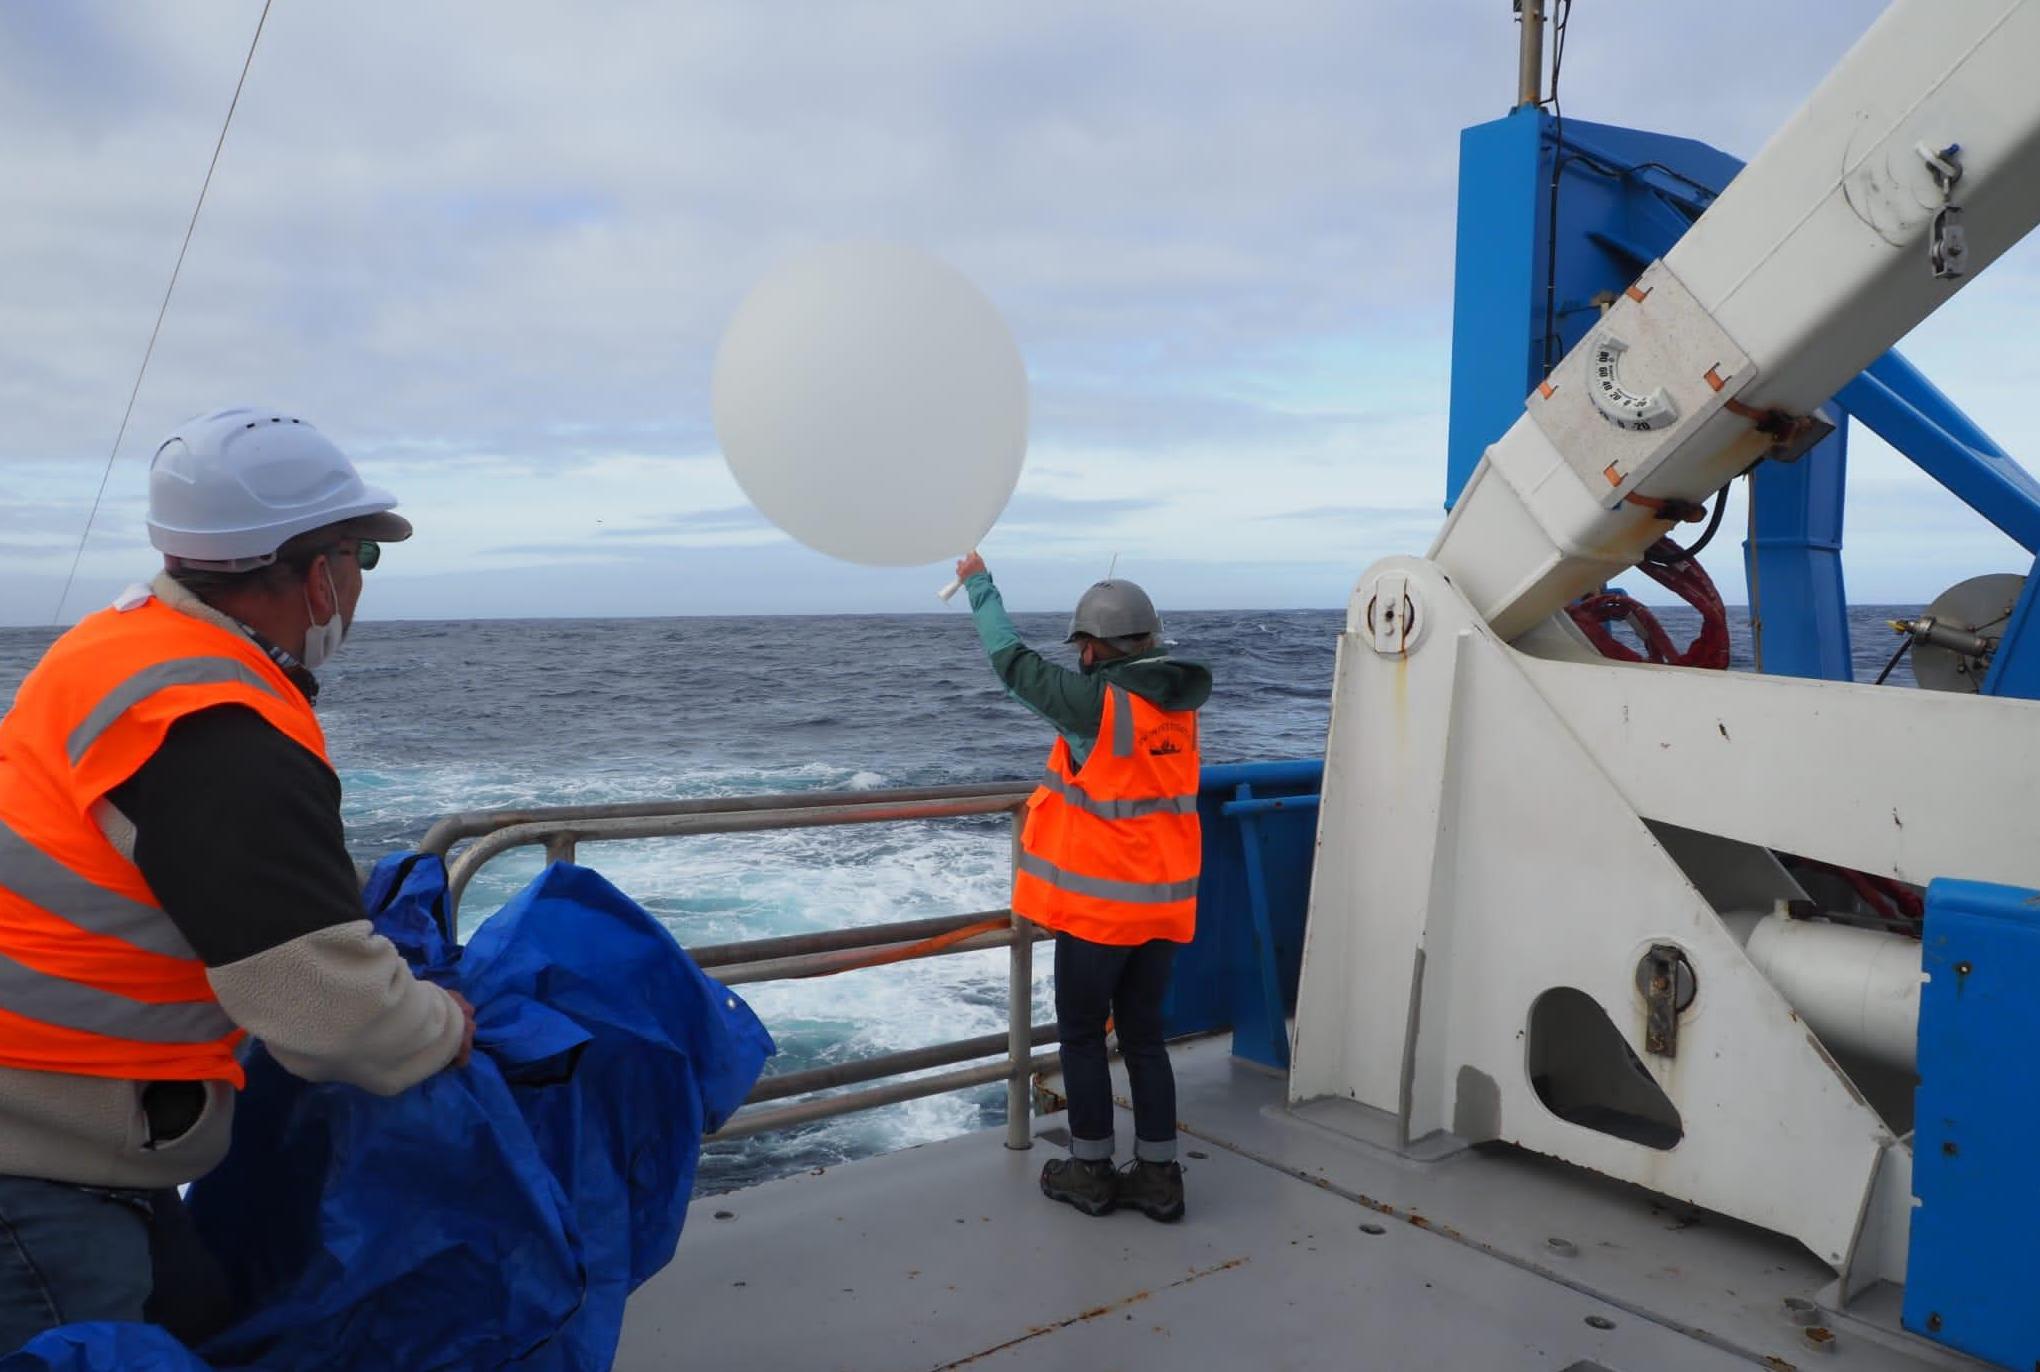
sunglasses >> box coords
[318,539,381,571]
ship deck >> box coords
[617,1036,1976,1371]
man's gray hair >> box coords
[164,525,342,602]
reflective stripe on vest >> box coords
[0,947,233,1043]
[67,656,281,766]
[1034,769,1197,820]
[1014,849,1199,905]
[0,819,199,961]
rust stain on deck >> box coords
[932,1258,1249,1369]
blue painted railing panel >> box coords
[1905,878,2040,1368]
[1164,759,1322,1068]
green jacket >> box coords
[965,572,1213,768]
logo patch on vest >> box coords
[1141,722,1193,757]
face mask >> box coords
[301,565,345,670]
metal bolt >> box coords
[1955,961,1973,976]
[1943,1140,1959,1157]
[1928,1313,1943,1332]
[1804,1325,1837,1353]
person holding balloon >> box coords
[954,553,1211,1223]
[713,241,1210,1215]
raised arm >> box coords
[956,553,1108,748]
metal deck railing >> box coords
[420,782,1053,1149]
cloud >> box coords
[1,0,2029,625]
[998,493,1161,526]
[1259,504,1436,523]
[598,506,771,538]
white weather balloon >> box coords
[712,242,1028,567]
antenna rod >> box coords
[1517,0,1546,108]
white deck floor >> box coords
[617,1037,1980,1371]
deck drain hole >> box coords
[1359,1223,1386,1236]
[713,1210,735,1220]
[1187,1150,1209,1160]
[1584,1315,1616,1331]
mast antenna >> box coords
[1516,0,1546,108]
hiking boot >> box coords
[1115,1159,1185,1222]
[1040,1156,1117,1216]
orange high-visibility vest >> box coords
[0,594,331,1085]
[1012,684,1201,945]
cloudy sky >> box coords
[3,1,2034,624]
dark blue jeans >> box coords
[1053,932,1178,1164]
[0,1175,230,1355]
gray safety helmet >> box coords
[1066,579,1161,644]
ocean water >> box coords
[0,600,1925,1192]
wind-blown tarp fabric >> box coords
[1,856,772,1372]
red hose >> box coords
[1565,539,1731,670]
[1790,857,1926,923]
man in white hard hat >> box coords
[954,553,1211,1225]
[0,407,473,1352]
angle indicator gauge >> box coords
[1587,334,1679,433]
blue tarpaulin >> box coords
[2,856,773,1372]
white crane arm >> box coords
[1432,0,2040,641]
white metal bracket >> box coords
[1296,557,1907,1274]
[1361,571,1425,657]
[1526,260,1756,511]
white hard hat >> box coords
[147,406,413,570]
